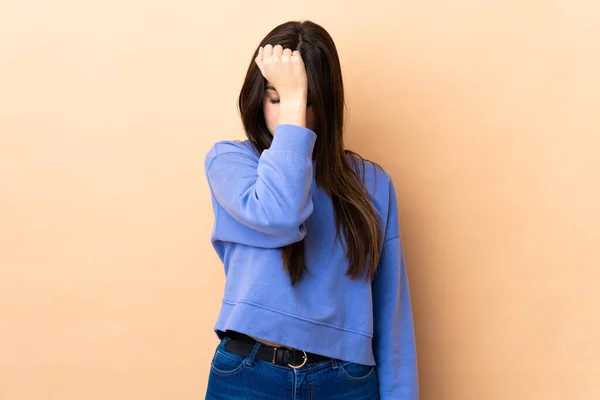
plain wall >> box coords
[1,1,599,399]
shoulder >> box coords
[346,151,400,237]
[346,151,394,194]
[204,139,259,171]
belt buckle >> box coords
[288,350,308,369]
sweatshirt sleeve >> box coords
[372,178,419,399]
[204,124,317,248]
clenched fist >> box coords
[255,44,308,102]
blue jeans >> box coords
[205,336,380,400]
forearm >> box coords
[205,125,316,247]
[373,235,419,399]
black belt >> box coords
[224,331,330,368]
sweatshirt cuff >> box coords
[270,124,317,160]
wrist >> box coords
[277,103,307,128]
[279,91,308,105]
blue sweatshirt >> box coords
[204,124,419,399]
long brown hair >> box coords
[238,20,383,285]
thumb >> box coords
[254,46,266,78]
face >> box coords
[263,82,316,134]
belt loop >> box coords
[331,359,339,370]
[245,341,262,366]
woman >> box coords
[204,20,418,400]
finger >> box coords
[273,45,283,57]
[263,44,273,58]
[281,48,293,63]
[291,50,303,64]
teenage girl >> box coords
[204,20,419,400]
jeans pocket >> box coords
[210,341,247,377]
[339,361,376,383]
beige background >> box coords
[1,1,599,399]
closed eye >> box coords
[268,98,312,107]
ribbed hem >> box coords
[214,300,376,366]
[270,124,317,160]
